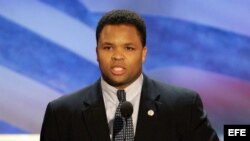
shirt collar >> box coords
[101,74,143,102]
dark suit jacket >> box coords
[40,75,219,141]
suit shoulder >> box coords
[49,83,97,110]
[147,78,205,116]
[152,79,197,96]
[148,78,199,105]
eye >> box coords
[125,46,135,51]
[103,46,112,50]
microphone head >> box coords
[120,101,133,118]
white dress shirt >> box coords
[101,74,143,139]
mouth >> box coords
[111,66,126,75]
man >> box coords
[40,10,219,141]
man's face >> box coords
[96,24,147,89]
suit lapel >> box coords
[80,76,162,141]
[81,80,111,141]
[135,75,162,141]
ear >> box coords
[96,46,99,62]
[142,46,147,63]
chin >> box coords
[109,78,128,88]
[111,78,126,85]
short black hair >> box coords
[96,9,146,46]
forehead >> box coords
[98,24,144,47]
[99,24,140,39]
[102,24,137,32]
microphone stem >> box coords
[124,118,128,141]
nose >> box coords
[111,49,124,61]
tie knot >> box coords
[117,90,126,102]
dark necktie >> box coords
[113,90,134,141]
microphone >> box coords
[120,101,133,118]
[120,101,133,141]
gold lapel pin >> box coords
[147,109,154,116]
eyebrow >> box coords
[101,42,113,45]
[124,43,134,46]
[101,42,135,46]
